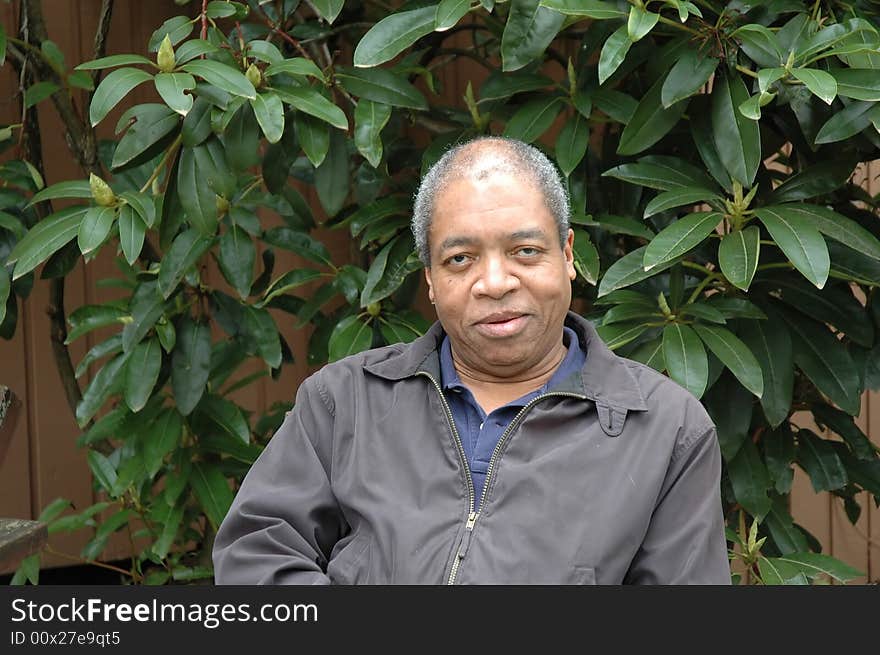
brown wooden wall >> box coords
[0,1,878,581]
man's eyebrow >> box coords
[509,228,549,242]
[438,236,478,252]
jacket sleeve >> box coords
[624,423,731,585]
[212,373,347,584]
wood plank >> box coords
[0,519,47,571]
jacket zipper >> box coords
[419,372,586,584]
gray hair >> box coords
[411,136,571,265]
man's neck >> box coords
[452,340,568,414]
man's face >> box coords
[424,171,576,377]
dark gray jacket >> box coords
[213,312,730,584]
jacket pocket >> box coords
[572,565,596,585]
[327,530,372,585]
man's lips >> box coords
[473,313,529,337]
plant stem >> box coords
[736,65,759,79]
[139,134,182,193]
[657,15,701,35]
[45,545,135,578]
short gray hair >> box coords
[411,136,570,265]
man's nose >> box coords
[472,254,519,298]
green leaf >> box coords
[37,498,72,524]
[754,206,829,288]
[758,557,809,585]
[249,92,284,143]
[812,403,876,461]
[727,438,772,519]
[479,70,555,103]
[66,304,127,344]
[600,303,659,325]
[706,296,766,320]
[693,324,763,398]
[643,211,721,271]
[597,323,649,350]
[171,317,212,416]
[503,96,563,143]
[7,205,82,279]
[177,145,217,235]
[690,96,733,193]
[719,226,760,291]
[195,394,250,444]
[182,60,256,99]
[379,314,423,344]
[27,180,91,207]
[791,68,837,105]
[90,67,154,126]
[661,49,718,108]
[261,268,323,306]
[678,303,726,325]
[223,102,260,170]
[111,104,179,170]
[76,352,130,427]
[361,234,418,306]
[311,0,344,23]
[354,6,437,68]
[264,58,326,81]
[143,408,182,478]
[797,429,848,492]
[766,159,858,204]
[436,0,471,31]
[829,68,880,101]
[662,323,708,398]
[75,54,152,71]
[767,204,880,262]
[711,72,761,187]
[158,228,214,298]
[501,0,566,72]
[296,113,330,167]
[538,0,625,19]
[123,337,161,412]
[769,553,863,583]
[274,85,347,130]
[602,155,716,191]
[555,111,589,176]
[733,24,784,68]
[598,26,631,85]
[329,315,373,362]
[762,276,874,347]
[174,39,218,64]
[24,81,60,108]
[783,309,861,416]
[572,229,599,285]
[354,100,392,168]
[154,72,196,115]
[191,463,233,530]
[344,196,411,236]
[764,424,795,491]
[597,245,677,296]
[627,6,658,42]
[87,450,118,495]
[218,226,255,299]
[122,281,163,353]
[263,227,333,267]
[814,100,876,144]
[575,214,654,239]
[335,66,428,110]
[828,241,880,285]
[241,306,282,368]
[148,15,195,51]
[644,187,718,218]
[118,205,146,265]
[77,206,116,256]
[315,129,349,217]
[628,336,665,372]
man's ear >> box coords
[424,266,435,303]
[564,229,576,281]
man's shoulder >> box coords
[615,355,715,433]
[303,341,414,389]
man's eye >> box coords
[448,254,469,265]
[516,247,540,256]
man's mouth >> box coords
[474,313,528,337]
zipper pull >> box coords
[457,512,479,559]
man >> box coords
[213,137,730,584]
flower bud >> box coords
[245,63,262,89]
[157,35,176,73]
[367,302,381,317]
[89,173,116,207]
[216,195,229,216]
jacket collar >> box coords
[363,311,648,414]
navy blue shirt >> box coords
[439,326,586,510]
